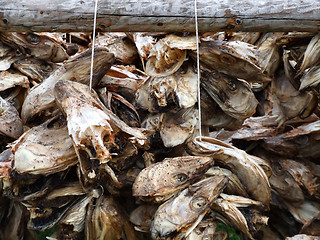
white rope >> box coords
[194,0,202,139]
[89,0,99,91]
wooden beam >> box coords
[0,0,320,32]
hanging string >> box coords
[194,0,202,139]
[89,0,99,91]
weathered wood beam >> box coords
[1,0,320,32]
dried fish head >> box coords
[151,176,228,239]
[136,75,177,112]
[284,200,320,225]
[129,204,158,232]
[286,234,320,240]
[201,69,258,119]
[13,57,58,83]
[0,32,69,62]
[0,96,23,139]
[299,65,320,90]
[98,90,140,128]
[145,37,187,77]
[298,34,320,75]
[0,70,29,96]
[85,195,138,240]
[200,89,242,130]
[269,159,304,202]
[263,120,320,159]
[184,218,218,240]
[26,181,86,231]
[142,107,198,148]
[54,80,146,184]
[175,62,198,109]
[160,107,198,148]
[187,136,271,208]
[280,159,320,199]
[54,189,99,239]
[10,118,77,176]
[21,47,115,123]
[205,167,248,197]
[100,65,148,101]
[136,62,197,112]
[272,70,316,126]
[0,202,26,240]
[192,40,272,83]
[130,33,157,61]
[92,33,138,64]
[0,48,24,71]
[257,33,281,78]
[213,194,268,240]
[133,156,213,202]
[54,80,116,180]
[1,148,70,201]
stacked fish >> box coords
[0,31,320,240]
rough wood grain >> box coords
[1,0,320,32]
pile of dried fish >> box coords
[0,31,320,240]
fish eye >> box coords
[27,33,40,45]
[191,197,207,210]
[41,64,52,72]
[174,173,188,183]
[202,235,212,240]
[16,48,22,55]
[228,79,237,91]
[294,135,309,145]
[273,163,283,176]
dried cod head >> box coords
[142,107,198,148]
[263,120,320,159]
[54,79,147,184]
[21,47,115,123]
[13,57,58,84]
[133,156,213,202]
[205,167,248,197]
[52,189,100,239]
[151,176,228,239]
[200,89,243,130]
[99,65,148,101]
[212,193,268,240]
[299,65,320,90]
[10,118,77,176]
[145,37,187,77]
[0,96,23,139]
[269,157,305,202]
[191,40,272,83]
[92,32,138,64]
[136,62,198,112]
[85,194,138,240]
[272,70,316,126]
[129,204,158,232]
[280,159,320,200]
[257,32,281,78]
[187,136,271,208]
[0,32,69,63]
[24,181,86,231]
[298,34,320,76]
[201,68,258,120]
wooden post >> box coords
[0,0,320,32]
